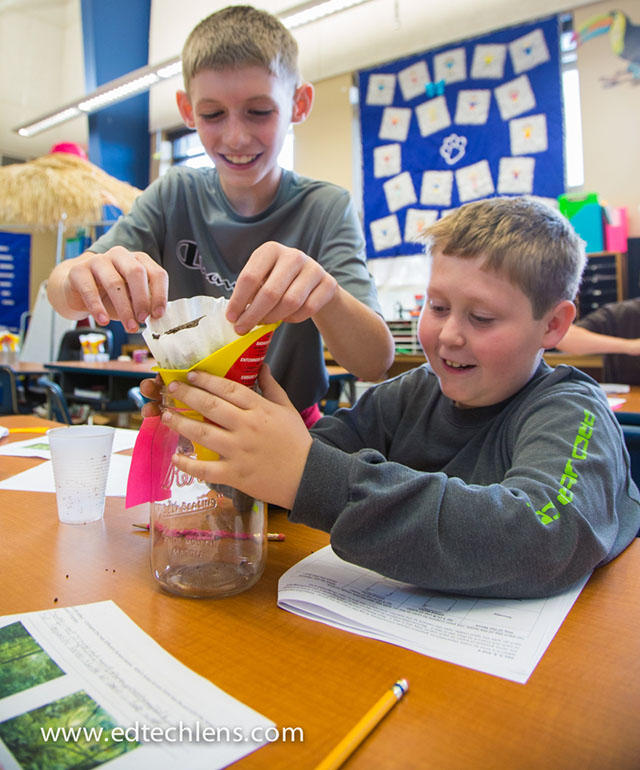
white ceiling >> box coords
[0,0,599,162]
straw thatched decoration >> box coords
[0,152,142,229]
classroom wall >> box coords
[0,0,86,160]
[293,0,640,238]
[293,73,355,193]
[574,0,640,237]
[291,0,640,316]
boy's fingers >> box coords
[229,245,332,333]
[66,261,111,325]
[172,452,227,488]
[279,275,337,324]
[145,257,169,319]
[86,258,141,331]
[228,242,303,329]
[226,247,276,323]
[166,409,234,459]
[169,372,256,413]
[103,250,168,330]
[139,376,161,399]
[141,401,160,418]
[258,365,292,407]
[116,250,168,322]
[66,250,168,331]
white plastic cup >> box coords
[47,425,115,524]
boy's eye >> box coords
[249,109,274,117]
[470,314,494,325]
[200,110,224,120]
[428,301,447,314]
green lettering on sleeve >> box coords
[535,501,559,525]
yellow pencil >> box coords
[314,679,409,770]
[8,427,51,434]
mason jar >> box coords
[149,397,266,598]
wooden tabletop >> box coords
[3,360,48,376]
[325,351,606,381]
[1,414,639,768]
[608,385,640,414]
[44,359,158,377]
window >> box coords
[163,127,295,173]
[560,14,585,189]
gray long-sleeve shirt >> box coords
[290,362,640,598]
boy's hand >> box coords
[59,247,168,332]
[226,241,338,335]
[160,366,313,510]
[139,376,162,418]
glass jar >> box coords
[149,398,266,599]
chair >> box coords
[0,365,19,414]
[619,423,640,538]
[127,385,148,409]
[322,369,357,415]
[32,328,115,421]
[615,411,640,427]
[18,310,31,350]
[57,328,114,361]
[35,376,72,424]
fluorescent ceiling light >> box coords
[13,0,371,137]
[281,0,372,29]
[78,72,160,112]
[17,107,82,138]
[13,55,181,138]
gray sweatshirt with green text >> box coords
[291,362,640,598]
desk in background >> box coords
[326,352,606,382]
[543,351,604,380]
[0,414,638,768]
[44,359,157,412]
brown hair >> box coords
[181,5,300,94]
[423,196,586,318]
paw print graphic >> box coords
[439,134,467,166]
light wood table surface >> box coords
[325,351,606,381]
[0,414,639,769]
[608,385,640,414]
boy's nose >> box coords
[223,116,251,149]
[438,315,465,347]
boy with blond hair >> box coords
[47,5,393,425]
[161,196,640,598]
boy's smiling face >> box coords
[176,66,311,215]
[418,251,562,408]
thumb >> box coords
[258,364,292,407]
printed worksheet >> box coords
[0,428,138,458]
[0,601,273,769]
[0,454,132,497]
[278,546,589,684]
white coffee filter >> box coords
[142,296,240,369]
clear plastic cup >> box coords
[47,425,115,524]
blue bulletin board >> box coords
[0,232,30,331]
[359,16,564,258]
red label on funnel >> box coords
[224,330,274,387]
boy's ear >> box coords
[176,90,195,129]
[291,82,314,124]
[541,300,577,350]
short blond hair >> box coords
[181,5,300,94]
[423,197,586,319]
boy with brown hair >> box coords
[161,196,640,598]
[46,5,393,425]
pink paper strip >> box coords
[125,416,178,508]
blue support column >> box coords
[81,0,151,189]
